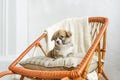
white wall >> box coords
[16,0,28,55]
[0,0,16,56]
[0,0,2,55]
[0,0,28,56]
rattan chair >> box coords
[0,17,108,80]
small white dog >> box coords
[47,29,74,58]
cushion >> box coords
[19,56,98,73]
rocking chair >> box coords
[0,17,108,80]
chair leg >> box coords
[20,75,24,80]
[101,69,108,80]
[98,69,108,80]
[98,73,101,80]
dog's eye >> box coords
[59,35,64,39]
[60,36,64,38]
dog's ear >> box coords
[51,31,58,41]
[66,31,72,37]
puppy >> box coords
[47,29,74,58]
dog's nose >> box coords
[57,41,60,44]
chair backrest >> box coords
[88,17,108,60]
[89,17,106,42]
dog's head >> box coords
[51,29,72,45]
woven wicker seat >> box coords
[0,17,108,80]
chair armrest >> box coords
[77,19,108,74]
[9,33,47,70]
[0,71,13,78]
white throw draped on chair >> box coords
[45,17,91,57]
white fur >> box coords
[57,44,73,57]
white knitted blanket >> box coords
[45,17,91,57]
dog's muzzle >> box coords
[56,38,63,45]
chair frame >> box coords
[0,17,108,80]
